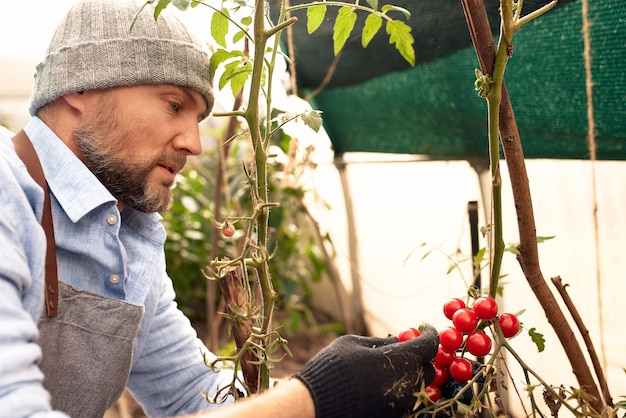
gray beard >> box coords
[73,127,174,213]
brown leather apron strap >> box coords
[11,130,58,317]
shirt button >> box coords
[109,274,121,284]
[107,214,118,225]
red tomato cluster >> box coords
[441,297,498,359]
[425,296,520,403]
[396,296,520,405]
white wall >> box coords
[312,154,626,416]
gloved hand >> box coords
[294,326,439,418]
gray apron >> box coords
[12,129,144,417]
[38,282,144,418]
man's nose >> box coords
[172,123,203,156]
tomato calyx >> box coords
[424,385,443,404]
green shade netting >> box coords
[284,0,626,160]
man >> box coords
[0,0,438,417]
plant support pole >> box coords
[460,0,604,412]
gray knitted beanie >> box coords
[29,0,213,120]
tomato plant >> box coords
[472,296,498,320]
[443,298,466,320]
[452,308,478,333]
[466,331,492,357]
[448,357,473,383]
[398,327,421,342]
[439,326,463,352]
[498,313,520,338]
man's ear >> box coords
[62,91,86,113]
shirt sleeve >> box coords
[0,143,69,418]
[125,267,237,416]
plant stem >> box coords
[239,0,278,392]
[286,1,396,22]
[483,0,514,297]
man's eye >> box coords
[169,102,182,112]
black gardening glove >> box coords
[294,326,439,418]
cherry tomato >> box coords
[443,298,466,320]
[221,223,235,237]
[452,308,478,333]
[434,344,456,367]
[473,296,498,320]
[431,363,449,387]
[466,331,492,357]
[498,313,520,338]
[439,326,463,353]
[424,385,443,404]
[398,327,421,342]
[448,357,473,383]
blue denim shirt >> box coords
[0,118,234,417]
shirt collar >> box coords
[24,117,117,223]
[24,117,165,244]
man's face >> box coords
[72,84,206,213]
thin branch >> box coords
[551,276,612,407]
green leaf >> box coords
[504,243,520,254]
[333,6,357,55]
[381,4,411,19]
[496,284,504,296]
[307,4,327,34]
[537,235,556,243]
[473,247,487,265]
[365,0,379,10]
[241,16,253,26]
[218,60,251,96]
[211,10,230,48]
[362,13,382,48]
[386,20,415,66]
[154,0,171,19]
[171,0,190,11]
[301,110,323,133]
[209,49,244,80]
[514,308,527,317]
[528,327,546,352]
[446,264,460,275]
[232,30,246,44]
